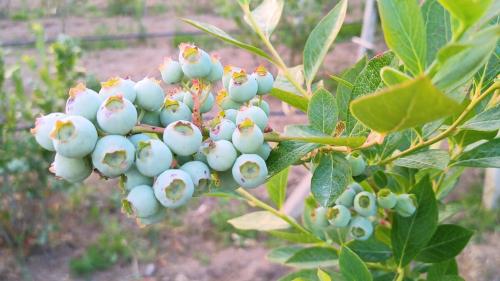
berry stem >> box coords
[191,80,203,130]
[132,124,165,134]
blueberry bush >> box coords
[31,0,499,280]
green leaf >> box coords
[339,246,372,281]
[266,167,290,209]
[311,153,351,207]
[228,211,289,231]
[347,237,392,262]
[378,0,427,75]
[391,176,438,267]
[282,125,366,147]
[437,0,493,29]
[268,230,323,244]
[433,26,500,92]
[181,18,274,62]
[427,259,459,281]
[278,269,343,281]
[317,269,332,281]
[350,75,462,133]
[451,138,500,168]
[244,0,284,38]
[303,0,348,87]
[422,0,452,64]
[308,87,337,134]
[267,246,304,264]
[460,104,500,131]
[285,246,338,269]
[275,65,305,95]
[452,130,497,148]
[394,149,450,170]
[437,44,470,64]
[270,88,309,112]
[380,66,411,86]
[416,224,473,263]
[337,57,367,122]
[266,141,320,175]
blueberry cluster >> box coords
[31,43,275,225]
[313,183,417,241]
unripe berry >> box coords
[205,140,237,171]
[353,191,377,217]
[141,110,161,126]
[250,98,270,116]
[312,206,330,228]
[193,141,209,164]
[137,208,166,226]
[97,95,138,135]
[176,155,194,166]
[91,135,135,178]
[50,154,92,183]
[236,106,268,130]
[183,90,214,113]
[135,139,173,177]
[213,170,239,191]
[228,70,258,103]
[31,112,66,151]
[178,43,212,78]
[99,77,137,102]
[232,119,264,153]
[377,188,397,209]
[163,120,202,156]
[335,188,356,207]
[327,205,351,227]
[347,154,367,176]
[395,194,417,217]
[51,115,98,158]
[128,133,152,148]
[169,90,187,102]
[349,216,373,241]
[65,83,101,122]
[120,165,153,191]
[134,77,165,111]
[216,89,242,110]
[159,57,183,84]
[348,182,364,193]
[222,65,241,89]
[180,161,210,191]
[160,99,192,127]
[252,65,274,95]
[255,142,271,160]
[224,109,238,123]
[209,118,236,141]
[206,55,223,82]
[124,185,160,218]
[231,154,268,189]
[153,169,194,208]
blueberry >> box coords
[91,135,135,178]
[128,133,152,148]
[222,65,241,89]
[134,77,165,111]
[97,95,138,135]
[193,141,209,164]
[377,188,397,209]
[169,90,188,102]
[231,154,268,189]
[255,142,271,160]
[163,120,202,156]
[224,109,238,123]
[349,216,373,241]
[120,165,153,191]
[347,154,367,176]
[183,90,215,113]
[51,115,98,158]
[135,139,173,177]
[99,77,137,102]
[335,188,356,207]
[180,161,210,192]
[159,57,183,84]
[160,99,192,126]
[50,153,92,183]
[212,170,239,191]
[178,43,212,79]
[327,205,351,227]
[252,65,274,95]
[206,55,223,82]
[153,169,194,208]
[228,70,258,103]
[209,118,236,141]
[236,106,268,130]
[141,110,161,126]
[176,154,194,166]
[124,185,160,218]
[31,112,66,151]
[394,194,417,217]
[312,206,330,228]
[353,191,377,217]
[65,83,101,122]
[231,119,264,153]
[250,98,270,116]
[348,182,364,193]
[137,208,167,226]
[205,140,237,171]
[216,89,242,110]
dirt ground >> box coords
[1,3,499,281]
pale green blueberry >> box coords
[335,188,356,207]
[135,139,173,177]
[178,44,212,78]
[170,90,188,102]
[206,55,223,82]
[348,182,364,193]
[91,135,135,178]
[160,99,192,127]
[205,140,237,172]
[51,115,98,158]
[228,70,258,103]
[209,118,236,141]
[159,57,183,84]
[231,154,268,189]
[99,77,137,103]
[128,133,152,148]
[231,119,264,153]
[347,154,367,176]
[377,188,397,209]
[163,121,202,156]
[97,95,138,135]
[153,169,194,208]
[51,154,92,183]
[327,205,351,227]
[124,185,160,218]
[176,154,193,166]
[224,109,238,123]
[141,110,161,126]
[65,83,101,122]
[255,142,271,160]
[353,191,377,217]
[180,161,210,191]
[222,65,241,89]
[217,89,242,110]
[250,98,270,116]
[395,194,417,217]
[312,206,330,228]
[236,105,268,130]
[349,216,373,241]
[183,91,215,113]
[31,112,66,151]
[252,66,274,95]
[120,165,153,191]
[134,77,165,111]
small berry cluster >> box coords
[313,181,417,241]
[31,43,275,225]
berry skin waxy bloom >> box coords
[124,185,160,218]
[99,77,137,102]
[120,165,153,191]
[236,105,269,131]
[180,161,211,191]
[163,120,202,156]
[395,194,417,217]
[97,95,138,135]
[228,69,258,103]
[252,65,274,95]
[51,115,98,158]
[153,169,194,208]
[31,112,66,151]
[327,205,351,227]
[65,83,101,122]
[354,191,377,217]
[160,99,192,127]
[91,135,135,178]
[178,43,212,79]
[159,57,183,84]
[232,119,264,153]
[135,139,173,177]
[349,216,373,241]
[205,140,238,172]
[50,153,92,183]
[209,118,236,141]
[231,154,268,189]
[377,188,398,209]
[134,77,165,111]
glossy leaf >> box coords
[267,141,320,175]
[391,176,438,267]
[228,211,289,231]
[244,0,284,38]
[337,57,367,122]
[416,224,473,263]
[438,0,493,29]
[378,0,426,75]
[266,167,290,209]
[303,0,348,87]
[452,138,500,168]
[380,66,411,86]
[351,75,462,133]
[394,149,450,170]
[339,246,372,281]
[422,0,452,64]
[278,269,343,281]
[427,259,459,281]
[274,65,305,95]
[268,230,323,244]
[460,104,500,131]
[308,87,337,134]
[270,88,309,112]
[311,153,351,207]
[347,237,392,262]
[282,125,366,147]
[285,246,338,269]
[267,246,304,264]
[317,269,332,281]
